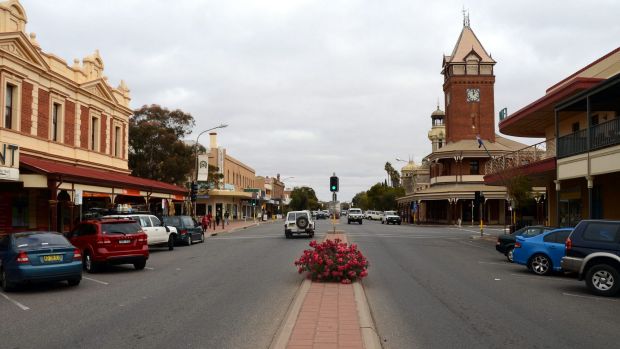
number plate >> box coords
[118,239,131,244]
[42,254,63,262]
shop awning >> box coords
[20,155,187,196]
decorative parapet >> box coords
[484,139,556,176]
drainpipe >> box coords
[554,108,560,226]
[586,96,593,219]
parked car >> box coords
[368,211,383,220]
[512,228,573,276]
[561,220,620,296]
[381,211,402,225]
[104,214,177,250]
[162,216,204,246]
[496,226,557,262]
[348,208,363,224]
[315,211,328,220]
[0,232,82,291]
[67,218,149,273]
[284,210,315,238]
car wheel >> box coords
[201,233,205,243]
[309,231,315,238]
[360,221,363,225]
[381,221,384,224]
[285,231,292,239]
[168,235,175,251]
[585,264,620,297]
[506,247,515,263]
[529,254,552,276]
[84,251,98,273]
[1,267,14,292]
[67,278,81,287]
[134,259,147,270]
[398,222,401,225]
[347,221,351,224]
[187,235,192,246]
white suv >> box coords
[284,210,315,238]
[104,214,177,250]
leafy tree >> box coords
[129,105,196,185]
[351,191,369,210]
[366,183,404,211]
[384,161,401,188]
[506,174,532,209]
[289,187,320,211]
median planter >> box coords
[294,238,368,284]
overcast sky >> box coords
[21,0,620,202]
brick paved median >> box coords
[286,231,365,349]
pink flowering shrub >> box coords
[294,239,369,284]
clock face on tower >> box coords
[466,88,480,102]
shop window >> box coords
[4,83,15,129]
[470,160,479,175]
[11,193,28,228]
[51,102,63,142]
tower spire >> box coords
[462,7,470,27]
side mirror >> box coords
[165,226,170,233]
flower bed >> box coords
[294,239,368,284]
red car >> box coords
[67,218,149,273]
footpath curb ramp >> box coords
[270,230,381,349]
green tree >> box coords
[351,191,369,210]
[289,187,320,211]
[366,183,404,211]
[129,104,196,185]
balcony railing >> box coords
[557,118,620,158]
[484,139,556,176]
[557,129,587,158]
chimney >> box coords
[209,132,218,149]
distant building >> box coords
[0,0,186,234]
[397,18,527,225]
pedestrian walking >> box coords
[215,210,221,229]
[224,211,230,226]
[201,214,210,232]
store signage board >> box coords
[197,154,209,182]
[0,142,19,181]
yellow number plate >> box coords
[43,255,62,262]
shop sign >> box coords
[197,154,209,182]
[0,142,19,181]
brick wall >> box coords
[444,76,495,143]
[37,89,49,139]
[20,82,33,133]
[64,100,75,146]
[80,106,89,148]
[100,114,107,153]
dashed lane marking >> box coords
[509,273,577,283]
[0,292,30,311]
[145,267,155,270]
[83,276,109,285]
[478,261,506,265]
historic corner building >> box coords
[485,47,620,227]
[397,20,529,225]
[0,1,186,234]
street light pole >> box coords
[192,123,228,218]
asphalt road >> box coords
[0,220,327,349]
[349,219,620,349]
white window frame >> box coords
[89,114,100,152]
[49,97,64,142]
[1,76,21,131]
[113,123,121,158]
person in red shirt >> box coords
[202,213,211,232]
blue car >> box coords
[0,232,83,291]
[513,228,573,276]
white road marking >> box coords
[494,278,501,281]
[478,261,506,265]
[457,241,485,249]
[0,292,30,311]
[562,292,617,301]
[145,267,154,270]
[83,276,109,285]
[509,273,576,283]
[176,268,181,271]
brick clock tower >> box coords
[442,18,496,143]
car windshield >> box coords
[13,232,70,248]
[350,209,361,214]
[163,216,181,226]
[102,222,141,235]
[521,227,544,237]
[385,211,396,215]
[181,216,196,227]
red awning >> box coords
[20,155,187,196]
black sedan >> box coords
[496,226,556,262]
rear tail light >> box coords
[565,237,572,251]
[180,230,187,235]
[96,237,112,245]
[515,242,521,248]
[16,251,30,264]
[138,235,147,243]
[73,248,82,261]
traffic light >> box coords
[252,199,256,206]
[190,182,198,202]
[330,176,339,192]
